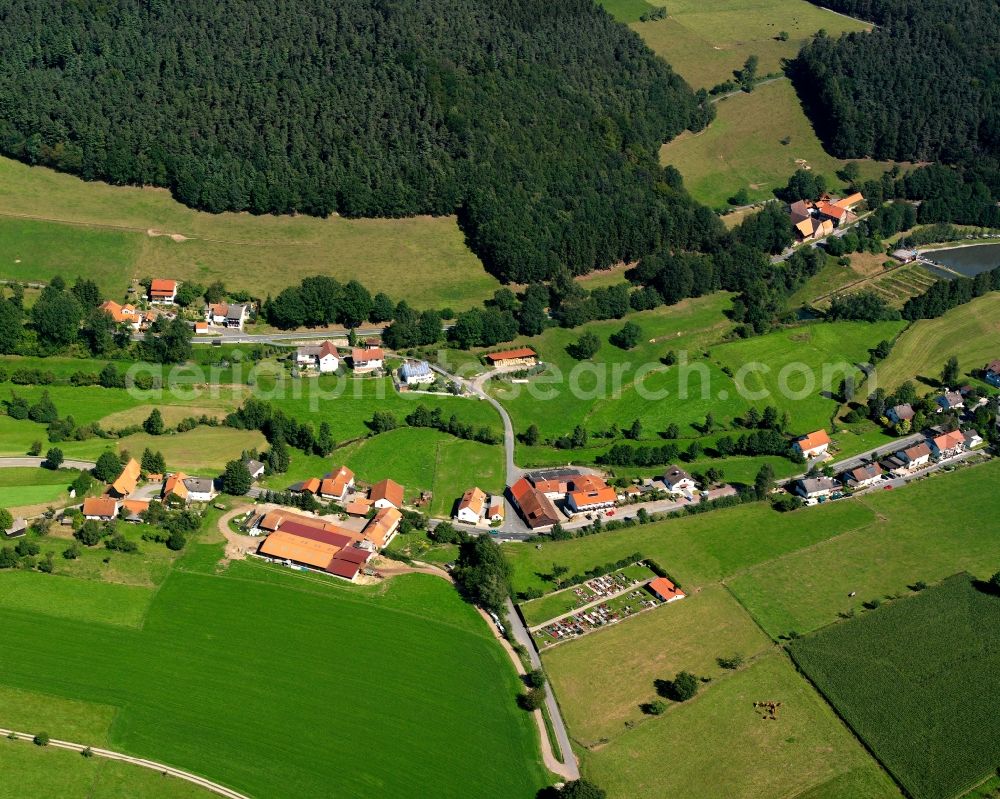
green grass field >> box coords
[0,156,498,309]
[583,652,899,799]
[504,497,875,596]
[542,585,771,744]
[660,80,891,207]
[612,0,869,90]
[864,291,1000,396]
[0,740,212,798]
[788,575,1000,799]
[0,558,548,798]
[0,466,77,510]
[727,459,1000,639]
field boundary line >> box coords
[0,729,251,799]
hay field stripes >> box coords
[810,263,938,310]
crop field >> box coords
[0,156,499,310]
[612,0,869,90]
[503,498,876,596]
[660,80,890,208]
[788,575,1000,799]
[813,263,938,311]
[583,652,899,799]
[0,741,211,799]
[542,585,771,743]
[727,460,1000,639]
[0,466,76,511]
[0,558,548,799]
[864,291,1000,396]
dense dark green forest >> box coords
[793,0,1000,163]
[0,0,717,283]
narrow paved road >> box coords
[0,729,250,799]
[0,456,97,470]
[505,598,580,780]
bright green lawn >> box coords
[0,156,498,310]
[584,653,899,799]
[660,80,891,207]
[727,460,1000,639]
[0,562,547,799]
[0,571,154,628]
[504,498,876,596]
[621,0,869,89]
[542,585,771,744]
[0,741,212,798]
[0,685,117,744]
[0,466,78,510]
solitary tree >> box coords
[523,424,540,446]
[941,355,960,387]
[609,321,641,350]
[221,459,252,495]
[44,447,64,470]
[754,463,776,499]
[666,671,699,701]
[568,331,601,360]
[143,408,165,435]
[628,418,643,440]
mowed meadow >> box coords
[0,558,549,799]
[0,156,499,309]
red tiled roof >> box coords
[277,520,358,549]
[326,558,361,579]
[150,279,177,292]
[569,486,618,508]
[370,478,404,508]
[796,430,831,452]
[648,577,685,601]
[486,347,537,363]
[931,430,964,451]
[83,497,118,517]
[510,478,560,528]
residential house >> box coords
[206,303,229,325]
[110,458,141,498]
[99,300,141,330]
[163,472,190,501]
[487,496,505,523]
[935,391,964,413]
[887,404,915,425]
[648,577,686,603]
[182,477,217,503]
[352,347,384,372]
[789,200,811,226]
[793,476,839,500]
[243,459,266,481]
[793,429,832,460]
[319,466,355,502]
[509,477,560,530]
[815,201,857,228]
[121,499,150,522]
[400,360,435,386]
[841,462,882,489]
[928,430,965,460]
[370,478,404,509]
[485,348,538,368]
[295,341,340,373]
[794,216,834,241]
[456,487,487,524]
[362,337,381,350]
[984,359,1000,388]
[364,506,402,549]
[149,279,178,304]
[964,429,985,449]
[225,304,247,329]
[896,442,931,470]
[83,496,118,520]
[661,466,697,496]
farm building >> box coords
[110,458,141,498]
[99,300,142,330]
[319,466,355,502]
[120,499,151,522]
[648,577,685,603]
[485,347,537,368]
[793,430,831,460]
[244,459,266,481]
[2,518,27,539]
[363,507,401,549]
[527,468,581,499]
[510,477,560,530]
[83,496,118,520]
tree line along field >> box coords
[0,157,499,310]
[488,292,903,470]
[788,575,1000,799]
[602,0,870,91]
[659,80,891,208]
[0,557,549,799]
